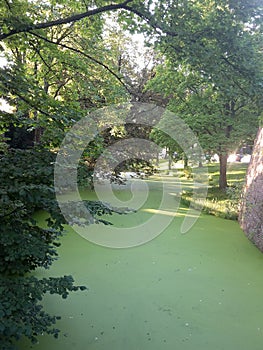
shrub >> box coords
[0,148,128,349]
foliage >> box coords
[145,0,262,189]
[0,148,76,349]
[0,1,131,149]
[0,147,131,349]
[0,275,86,349]
[0,8,136,348]
[150,128,185,162]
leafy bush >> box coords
[225,182,244,215]
[0,147,129,349]
[0,276,86,349]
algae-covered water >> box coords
[21,177,263,350]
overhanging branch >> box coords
[29,31,132,94]
[0,0,134,40]
[1,0,179,42]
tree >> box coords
[147,60,260,188]
[0,1,139,348]
[0,145,133,349]
[0,1,132,144]
[0,148,85,349]
[144,0,262,189]
[150,127,186,170]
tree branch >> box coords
[1,0,180,42]
[29,31,132,94]
[29,41,54,73]
[0,0,134,40]
[0,206,24,219]
[53,77,71,99]
[4,0,12,11]
[14,91,50,116]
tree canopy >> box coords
[145,0,262,188]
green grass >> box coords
[18,172,263,350]
[207,162,248,186]
[179,163,248,220]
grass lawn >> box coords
[207,162,249,186]
[20,168,263,350]
[177,162,249,220]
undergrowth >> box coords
[175,162,247,220]
[180,182,244,220]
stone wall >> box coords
[239,127,263,251]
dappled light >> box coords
[142,207,201,218]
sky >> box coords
[0,56,13,112]
[0,53,7,67]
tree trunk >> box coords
[183,154,188,169]
[34,127,44,145]
[168,155,172,170]
[239,127,263,251]
[219,153,228,190]
[156,151,159,166]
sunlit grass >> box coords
[180,162,248,220]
